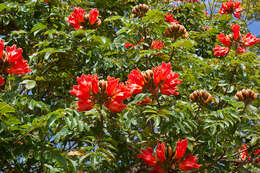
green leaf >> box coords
[0,102,15,115]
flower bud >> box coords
[235,89,257,104]
[132,4,149,18]
[190,90,212,104]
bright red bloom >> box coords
[127,69,144,94]
[138,147,157,167]
[236,47,246,54]
[242,32,260,47]
[124,43,134,49]
[164,12,179,24]
[0,75,5,86]
[255,148,260,163]
[213,45,230,57]
[5,45,23,63]
[153,62,182,95]
[104,100,127,113]
[239,144,249,161]
[76,99,95,112]
[66,7,85,30]
[70,74,130,113]
[151,40,164,50]
[232,24,240,41]
[153,62,171,85]
[0,40,4,59]
[89,8,99,25]
[156,142,166,163]
[45,0,48,2]
[150,164,167,173]
[219,0,242,19]
[6,59,31,75]
[217,33,231,46]
[179,154,201,171]
[175,139,188,159]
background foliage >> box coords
[0,0,259,172]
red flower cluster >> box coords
[70,74,131,113]
[0,40,31,86]
[151,40,165,50]
[127,62,182,96]
[89,8,99,25]
[124,38,144,49]
[164,12,179,24]
[219,0,242,19]
[138,139,201,172]
[213,24,260,57]
[66,7,85,30]
[239,144,260,163]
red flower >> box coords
[124,43,134,49]
[255,148,260,163]
[70,74,130,113]
[232,24,240,41]
[4,45,31,75]
[242,32,260,47]
[0,75,5,86]
[156,142,166,163]
[138,147,157,167]
[179,154,201,171]
[217,33,231,46]
[89,8,99,25]
[151,40,164,50]
[6,59,31,75]
[153,62,182,95]
[153,62,171,85]
[175,139,188,159]
[104,100,127,113]
[164,12,179,24]
[239,144,249,161]
[137,97,152,105]
[236,47,246,54]
[0,40,4,59]
[5,45,23,63]
[213,45,230,57]
[77,99,95,112]
[219,0,242,19]
[66,7,85,30]
[127,69,144,94]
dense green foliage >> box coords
[0,0,259,172]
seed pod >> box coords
[132,4,149,18]
[189,90,212,105]
[235,89,257,104]
[165,23,189,39]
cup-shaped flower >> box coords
[156,142,166,163]
[127,69,144,94]
[232,24,240,41]
[5,45,23,63]
[151,40,164,50]
[242,33,260,47]
[213,45,229,57]
[6,59,31,75]
[67,7,85,30]
[217,33,231,46]
[89,8,99,25]
[138,147,157,167]
[175,139,188,159]
[178,154,201,171]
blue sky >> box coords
[248,21,260,36]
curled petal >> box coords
[213,45,229,57]
[217,33,231,46]
[232,24,240,41]
[76,99,95,112]
[175,139,188,159]
[179,154,201,171]
[89,8,99,25]
[104,100,127,113]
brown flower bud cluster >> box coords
[81,14,102,30]
[141,69,156,89]
[132,4,149,18]
[235,89,257,104]
[189,90,212,105]
[165,23,189,39]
